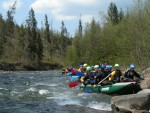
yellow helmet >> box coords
[83,63,88,67]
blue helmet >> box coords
[91,66,94,68]
[80,65,83,67]
[100,64,105,69]
[130,64,135,69]
[106,65,111,70]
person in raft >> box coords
[109,64,123,83]
[83,66,91,86]
[124,64,144,82]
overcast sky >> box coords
[0,0,133,36]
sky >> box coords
[0,0,133,37]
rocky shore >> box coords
[0,62,63,71]
[111,69,150,113]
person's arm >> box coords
[133,71,144,80]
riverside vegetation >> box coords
[0,0,150,70]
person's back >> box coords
[124,69,135,80]
[109,64,122,83]
[83,66,91,86]
[124,64,144,82]
[113,69,122,82]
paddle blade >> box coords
[84,90,92,94]
[69,81,79,88]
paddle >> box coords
[69,81,79,88]
[85,90,92,94]
[98,73,111,85]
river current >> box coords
[0,71,111,113]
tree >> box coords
[44,14,51,44]
[119,8,124,21]
[78,17,82,37]
[6,1,16,35]
[108,2,119,24]
[0,14,6,56]
[36,32,43,66]
[24,8,38,64]
[61,21,68,56]
[44,14,52,60]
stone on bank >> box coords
[111,90,150,113]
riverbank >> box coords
[0,62,63,71]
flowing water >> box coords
[0,71,111,113]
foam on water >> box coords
[57,99,82,106]
[46,96,70,100]
[26,87,36,92]
[86,101,111,111]
[29,76,34,79]
[0,88,8,90]
[78,92,92,96]
[39,89,50,95]
[10,91,20,96]
[32,82,58,87]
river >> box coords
[0,71,111,113]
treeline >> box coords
[0,2,72,67]
[66,0,150,69]
[0,0,150,69]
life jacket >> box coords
[71,69,76,75]
[109,70,122,82]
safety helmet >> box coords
[68,67,73,71]
[109,65,112,69]
[114,64,119,67]
[86,66,92,71]
[106,65,112,70]
[130,64,135,69]
[91,66,94,68]
[94,65,99,69]
[83,63,88,67]
[100,64,105,69]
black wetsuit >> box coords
[124,69,141,80]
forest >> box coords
[0,0,150,70]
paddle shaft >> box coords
[98,73,111,84]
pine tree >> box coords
[61,21,68,56]
[119,8,124,21]
[78,17,82,37]
[36,32,43,66]
[44,14,53,60]
[44,14,51,44]
[108,2,119,24]
[24,8,38,64]
[6,1,16,35]
[0,14,5,56]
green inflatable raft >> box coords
[80,82,141,95]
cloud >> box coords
[30,0,65,13]
[30,0,98,22]
[82,15,93,23]
[68,0,96,6]
[2,0,22,10]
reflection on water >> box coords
[0,71,111,113]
